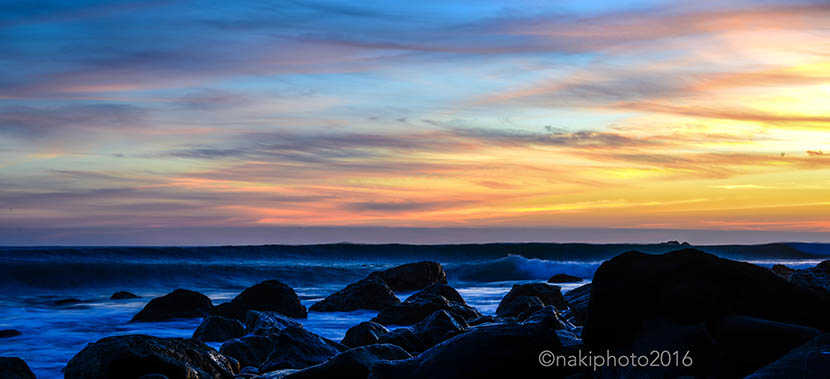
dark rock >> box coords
[709,315,821,377]
[221,335,277,369]
[563,283,591,326]
[0,329,21,338]
[131,289,213,322]
[496,283,568,318]
[583,249,830,350]
[309,276,400,312]
[341,322,389,348]
[369,262,447,291]
[138,375,169,379]
[193,315,246,342]
[379,310,468,354]
[467,315,497,326]
[245,310,303,336]
[110,291,140,300]
[371,291,481,326]
[63,334,238,379]
[213,280,307,321]
[54,298,83,306]
[770,264,794,279]
[259,326,346,372]
[747,333,830,378]
[0,357,35,379]
[496,295,544,318]
[547,273,582,283]
[282,344,411,379]
[370,317,581,379]
[521,305,565,327]
[403,283,465,304]
[789,260,830,292]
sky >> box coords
[1,0,829,245]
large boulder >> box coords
[309,276,400,312]
[0,357,35,379]
[63,334,238,379]
[220,335,277,369]
[370,317,582,379]
[281,344,411,379]
[193,315,246,342]
[110,291,140,300]
[131,289,213,322]
[548,273,582,283]
[341,322,389,348]
[747,333,830,378]
[583,249,830,350]
[378,310,467,354]
[495,283,567,318]
[403,283,465,304]
[246,310,303,336]
[372,288,481,326]
[213,280,307,321]
[496,295,544,318]
[259,326,346,372]
[562,283,590,326]
[369,262,447,291]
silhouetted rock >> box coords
[563,283,591,326]
[131,289,213,322]
[370,317,582,379]
[496,283,567,318]
[221,335,277,369]
[0,357,35,379]
[403,283,465,304]
[770,264,794,279]
[259,326,346,372]
[309,276,400,312]
[64,334,238,379]
[372,287,481,326]
[282,344,411,379]
[467,315,497,326]
[521,305,566,328]
[193,315,246,342]
[369,261,447,291]
[110,291,140,300]
[341,322,389,348]
[246,310,303,336]
[496,295,543,318]
[583,249,830,350]
[213,280,307,321]
[547,273,582,283]
[379,310,468,354]
[788,260,830,292]
[747,333,830,378]
[54,298,83,306]
[0,329,21,338]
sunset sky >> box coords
[1,0,829,244]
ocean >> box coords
[0,243,827,378]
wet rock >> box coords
[259,326,346,372]
[495,283,567,319]
[467,315,497,326]
[245,310,303,336]
[63,334,238,379]
[221,335,277,369]
[309,276,400,312]
[747,333,830,378]
[0,357,35,379]
[110,291,140,300]
[369,262,447,291]
[548,273,582,283]
[563,283,591,326]
[193,315,246,342]
[131,289,213,322]
[403,283,465,304]
[382,310,468,354]
[282,344,411,379]
[0,329,21,338]
[496,295,544,318]
[372,289,481,326]
[521,305,565,328]
[341,322,389,348]
[213,280,307,321]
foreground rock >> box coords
[747,333,830,378]
[221,335,277,369]
[131,289,213,322]
[213,280,307,321]
[279,344,411,379]
[788,260,830,292]
[0,357,35,379]
[259,326,346,372]
[495,283,567,318]
[370,317,581,378]
[193,315,246,342]
[110,291,140,300]
[246,310,303,336]
[584,249,830,350]
[309,276,400,312]
[369,261,447,291]
[562,283,591,326]
[378,310,467,354]
[341,322,389,348]
[496,295,543,318]
[548,273,582,283]
[64,334,238,379]
[372,285,481,326]
[403,283,465,304]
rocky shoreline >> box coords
[3,249,830,378]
